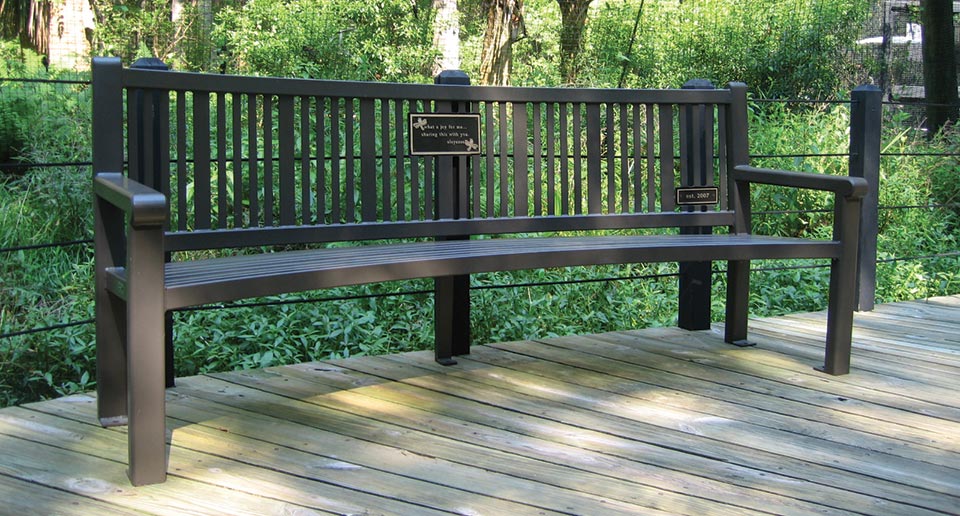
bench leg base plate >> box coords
[729,339,756,348]
[436,357,459,366]
[814,365,849,376]
[100,416,128,428]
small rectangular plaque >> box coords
[409,113,481,156]
[676,186,719,206]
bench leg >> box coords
[165,313,175,388]
[819,256,857,375]
[435,275,470,365]
[679,260,712,330]
[724,260,752,347]
[96,291,128,427]
[126,306,168,485]
[125,229,168,485]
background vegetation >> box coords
[1,0,958,407]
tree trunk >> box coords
[557,0,591,85]
[431,0,461,77]
[478,0,523,86]
[921,0,959,135]
[46,0,94,70]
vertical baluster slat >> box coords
[381,99,392,221]
[631,103,642,213]
[659,104,675,212]
[606,103,617,213]
[330,98,341,223]
[316,97,326,224]
[176,92,188,230]
[512,102,528,217]
[216,92,228,229]
[193,91,212,229]
[422,101,434,220]
[532,102,542,216]
[301,96,311,224]
[498,102,509,217]
[247,95,260,225]
[232,93,243,226]
[262,95,274,226]
[484,102,495,218]
[410,100,421,220]
[559,103,569,215]
[126,92,139,185]
[703,104,715,188]
[546,104,556,215]
[573,103,583,214]
[394,99,406,221]
[345,99,356,222]
[619,103,630,213]
[591,102,608,214]
[645,104,656,212]
[717,106,729,211]
[360,98,377,222]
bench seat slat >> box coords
[159,234,838,310]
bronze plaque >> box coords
[676,186,719,206]
[409,113,481,156]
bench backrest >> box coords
[92,57,750,252]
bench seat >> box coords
[136,235,836,309]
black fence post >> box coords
[678,79,715,331]
[433,69,472,365]
[849,85,882,312]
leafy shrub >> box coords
[92,0,213,71]
[213,0,435,81]
[2,0,959,407]
[583,0,870,97]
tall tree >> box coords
[921,0,959,135]
[478,0,524,85]
[432,0,460,76]
[557,0,591,85]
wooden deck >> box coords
[1,296,959,515]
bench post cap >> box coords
[435,70,471,85]
[853,84,882,93]
[682,78,715,90]
[131,57,170,70]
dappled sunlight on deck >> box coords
[1,295,958,514]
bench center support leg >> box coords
[435,274,471,365]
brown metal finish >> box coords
[92,58,868,485]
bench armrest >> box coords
[733,165,868,199]
[94,173,167,228]
[729,165,868,238]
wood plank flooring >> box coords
[1,295,958,515]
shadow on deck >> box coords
[1,295,959,515]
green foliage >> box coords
[746,101,851,237]
[924,124,960,222]
[213,0,435,81]
[172,283,434,374]
[582,0,869,96]
[1,44,94,405]
[91,0,213,71]
[472,264,679,343]
[2,0,960,407]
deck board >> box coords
[2,295,959,515]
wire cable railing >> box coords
[2,85,958,341]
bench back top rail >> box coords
[92,57,750,251]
